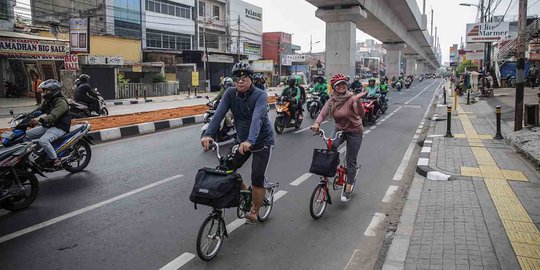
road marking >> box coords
[364,130,371,135]
[290,173,313,186]
[159,253,196,270]
[421,147,431,153]
[226,218,246,233]
[404,80,441,105]
[382,186,399,203]
[364,212,386,236]
[369,126,376,130]
[294,121,328,134]
[0,174,184,244]
[273,190,288,201]
[392,140,417,181]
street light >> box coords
[203,16,219,94]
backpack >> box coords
[189,168,242,209]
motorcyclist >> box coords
[349,75,363,94]
[364,78,382,117]
[253,73,267,90]
[74,74,99,114]
[295,76,307,114]
[210,77,235,136]
[280,76,302,120]
[310,76,329,105]
[26,79,71,168]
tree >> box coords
[456,60,478,74]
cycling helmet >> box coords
[354,75,360,81]
[231,62,254,77]
[287,76,297,87]
[78,74,90,82]
[39,79,62,100]
[330,74,348,88]
[222,77,234,88]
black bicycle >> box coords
[195,142,278,261]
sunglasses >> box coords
[233,75,251,83]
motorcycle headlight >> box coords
[10,120,20,128]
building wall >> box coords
[90,36,142,63]
[229,0,262,60]
[197,0,228,53]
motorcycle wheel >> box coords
[101,108,109,116]
[274,118,284,134]
[309,107,318,119]
[64,140,92,173]
[295,117,303,129]
[2,170,39,211]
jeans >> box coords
[333,130,363,184]
[25,126,66,160]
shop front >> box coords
[0,31,68,99]
[207,53,235,92]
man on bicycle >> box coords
[201,62,275,223]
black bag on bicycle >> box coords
[309,149,340,177]
[189,168,242,209]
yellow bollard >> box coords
[454,90,459,115]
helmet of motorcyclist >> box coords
[330,74,348,89]
[78,74,90,83]
[354,75,360,81]
[346,75,350,82]
[287,76,297,87]
[231,62,254,78]
[222,77,234,88]
[368,77,376,86]
[39,79,62,100]
[75,78,81,86]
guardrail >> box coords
[117,82,180,99]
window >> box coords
[146,29,192,50]
[199,2,206,17]
[146,0,191,19]
[213,5,220,20]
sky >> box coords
[243,0,540,64]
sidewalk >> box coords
[383,86,540,270]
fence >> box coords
[117,82,180,99]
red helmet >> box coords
[330,74,348,88]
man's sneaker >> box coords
[341,191,351,202]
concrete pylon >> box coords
[316,6,366,78]
[416,60,425,75]
[383,43,406,79]
[405,57,417,76]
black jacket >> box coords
[75,83,97,103]
[38,91,71,132]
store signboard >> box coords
[281,57,292,66]
[466,22,510,43]
[285,54,306,62]
[252,60,273,72]
[192,71,199,86]
[79,55,124,65]
[70,18,90,53]
[64,54,79,70]
[466,51,484,60]
[243,42,261,55]
[0,36,67,58]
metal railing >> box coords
[497,18,540,67]
[117,82,180,99]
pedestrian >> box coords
[528,65,538,89]
[30,70,42,105]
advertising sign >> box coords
[69,18,90,53]
[79,55,125,65]
[132,65,142,72]
[281,57,292,66]
[466,22,510,43]
[252,60,273,72]
[64,54,79,70]
[0,37,67,59]
[466,51,484,60]
[285,54,306,62]
[191,71,199,86]
[243,42,261,55]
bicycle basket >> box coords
[309,148,340,177]
[189,168,242,209]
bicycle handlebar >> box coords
[211,141,222,160]
[316,129,342,142]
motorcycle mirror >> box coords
[9,109,13,116]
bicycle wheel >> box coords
[309,184,328,219]
[237,194,247,219]
[257,188,274,222]
[196,215,225,261]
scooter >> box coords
[274,95,302,134]
[405,77,412,89]
[200,98,236,143]
[306,90,324,119]
[69,89,108,118]
[361,98,377,126]
[4,81,22,98]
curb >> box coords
[415,136,454,182]
[105,99,156,106]
[87,114,205,142]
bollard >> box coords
[467,90,471,105]
[494,106,504,139]
[445,106,454,138]
[443,86,447,105]
[454,90,459,115]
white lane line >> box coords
[226,218,246,233]
[294,121,328,134]
[0,174,184,244]
[404,80,440,105]
[364,213,386,237]
[382,186,399,203]
[160,253,196,270]
[364,130,371,135]
[413,134,419,139]
[273,190,288,201]
[369,126,376,130]
[392,140,417,181]
[416,128,422,134]
[290,173,313,186]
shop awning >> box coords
[0,31,68,59]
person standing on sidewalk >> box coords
[30,71,42,105]
[528,65,538,89]
[311,73,366,202]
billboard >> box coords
[466,22,510,43]
[69,18,90,53]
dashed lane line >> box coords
[290,173,313,186]
[364,213,386,237]
[159,253,196,270]
[382,185,399,203]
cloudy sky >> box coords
[244,0,540,64]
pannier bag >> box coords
[309,148,340,177]
[190,168,242,209]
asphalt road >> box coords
[0,79,442,270]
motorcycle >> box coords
[361,98,377,126]
[405,77,412,89]
[200,98,236,143]
[274,95,302,134]
[69,89,108,119]
[395,80,403,91]
[1,110,93,173]
[379,93,389,113]
[506,74,516,88]
[306,90,323,119]
[419,75,424,82]
[4,81,22,98]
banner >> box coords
[70,17,90,53]
[466,22,510,43]
[64,54,79,70]
[243,42,261,55]
[0,37,67,58]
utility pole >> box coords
[480,0,487,96]
[310,35,313,54]
[515,0,528,131]
[278,39,282,77]
[431,8,434,39]
[203,18,209,93]
[237,15,240,61]
[423,0,426,15]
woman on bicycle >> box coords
[311,73,365,202]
